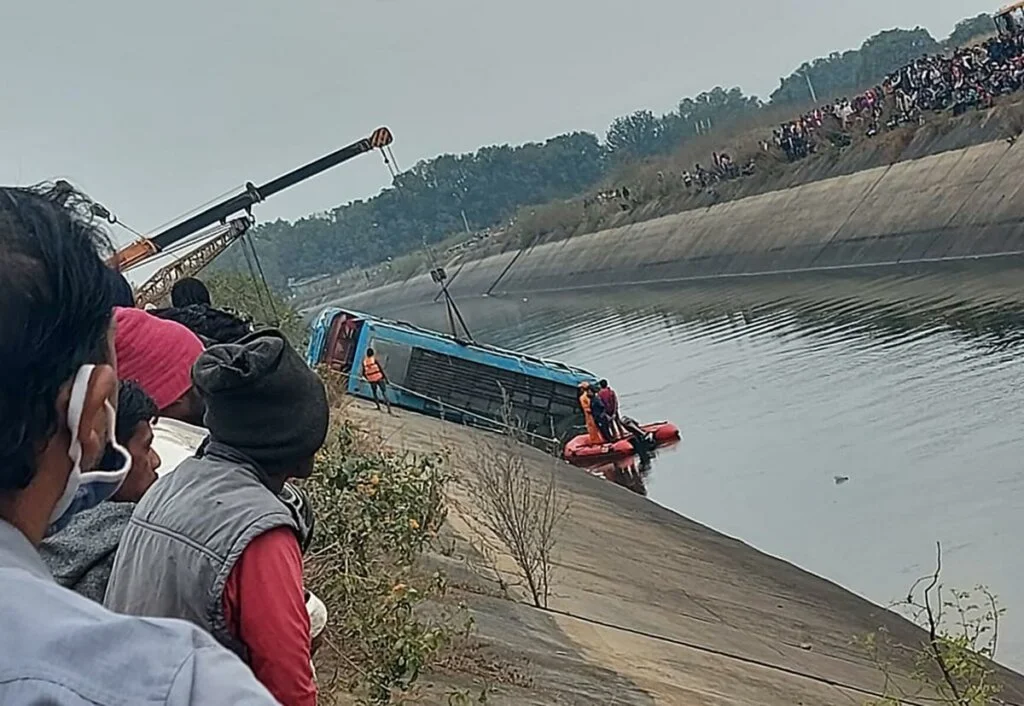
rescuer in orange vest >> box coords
[363,348,392,414]
[578,382,603,444]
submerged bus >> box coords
[306,307,594,442]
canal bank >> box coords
[329,131,1024,314]
[340,399,1024,705]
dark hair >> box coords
[0,184,115,491]
[105,267,136,308]
[115,380,158,446]
[171,277,211,307]
[599,379,608,388]
[150,303,252,344]
[366,348,375,356]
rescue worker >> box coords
[597,379,622,437]
[363,347,392,414]
[589,386,614,442]
[578,382,603,444]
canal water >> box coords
[384,260,1024,669]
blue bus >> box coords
[307,307,594,441]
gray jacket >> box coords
[105,442,299,660]
[38,501,134,603]
[0,519,279,705]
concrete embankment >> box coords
[341,400,1024,705]
[333,134,1024,314]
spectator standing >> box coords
[0,183,277,705]
[39,380,161,602]
[106,329,328,706]
[171,277,212,307]
[114,307,207,427]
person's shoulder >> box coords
[0,569,276,704]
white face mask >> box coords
[47,365,132,533]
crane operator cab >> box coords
[995,1,1024,37]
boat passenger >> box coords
[597,379,622,438]
[39,380,161,602]
[589,387,614,442]
[106,329,328,706]
[114,307,207,427]
[363,347,393,414]
[620,415,655,446]
[0,182,277,704]
[578,382,603,444]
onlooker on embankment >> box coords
[106,329,329,706]
[39,380,162,602]
[0,182,278,704]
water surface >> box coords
[381,261,1024,668]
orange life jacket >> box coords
[363,356,384,383]
[579,392,591,415]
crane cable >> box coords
[147,183,248,236]
[235,138,400,320]
[379,144,400,180]
[87,201,149,242]
[373,142,471,339]
[244,231,280,326]
[237,232,267,314]
[236,229,280,328]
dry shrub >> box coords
[304,418,460,704]
[316,365,352,410]
[467,399,569,609]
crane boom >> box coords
[152,127,393,250]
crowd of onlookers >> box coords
[619,29,1024,203]
[1,183,328,705]
[681,152,757,191]
[774,28,1024,162]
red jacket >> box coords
[223,526,316,706]
[597,387,618,416]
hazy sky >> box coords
[0,0,996,240]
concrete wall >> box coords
[336,137,1024,312]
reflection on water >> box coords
[578,454,658,496]
[379,259,1024,669]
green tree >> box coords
[236,132,607,287]
[607,110,667,159]
[945,13,995,48]
[209,12,993,291]
[770,27,942,105]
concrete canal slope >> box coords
[342,400,1024,705]
[334,135,1024,313]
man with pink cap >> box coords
[114,307,206,426]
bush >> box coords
[467,396,570,609]
[861,542,1005,706]
[303,418,458,704]
[204,271,306,345]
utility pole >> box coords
[461,209,471,234]
[802,70,818,104]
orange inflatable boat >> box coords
[563,421,680,463]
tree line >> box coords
[228,15,996,289]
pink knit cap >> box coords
[114,307,205,410]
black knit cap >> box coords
[192,329,328,468]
